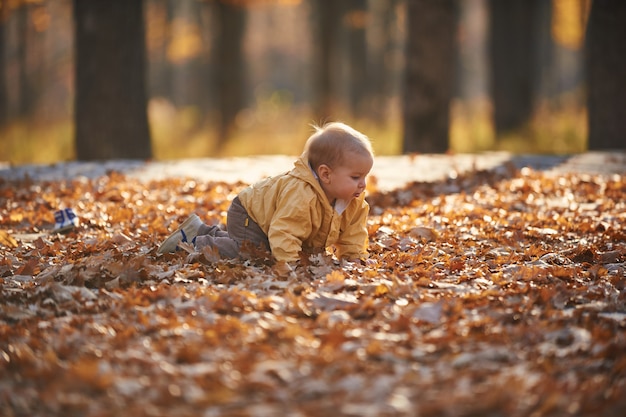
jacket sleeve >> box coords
[335,196,370,259]
[267,186,317,262]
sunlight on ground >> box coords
[501,98,588,154]
[450,97,587,155]
[0,121,75,165]
[0,97,587,165]
[149,97,405,159]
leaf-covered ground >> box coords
[1,164,625,417]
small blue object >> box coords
[53,208,79,232]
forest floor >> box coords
[1,151,625,417]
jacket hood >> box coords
[289,155,330,204]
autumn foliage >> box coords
[1,165,625,416]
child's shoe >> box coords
[53,208,79,233]
[157,213,203,254]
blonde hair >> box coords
[303,122,374,171]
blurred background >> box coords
[0,0,621,164]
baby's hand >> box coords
[273,261,297,278]
[364,258,377,267]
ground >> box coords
[0,151,625,416]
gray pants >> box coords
[194,196,270,258]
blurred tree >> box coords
[168,0,208,110]
[146,0,175,102]
[456,0,489,102]
[74,0,152,160]
[403,0,455,153]
[17,5,35,118]
[0,3,7,126]
[488,0,534,136]
[547,0,586,98]
[366,0,400,122]
[312,0,341,122]
[212,0,246,150]
[585,0,626,150]
[345,0,367,117]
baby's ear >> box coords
[317,164,332,183]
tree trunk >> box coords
[213,0,246,150]
[366,0,398,122]
[0,4,7,126]
[312,1,341,122]
[74,0,152,160]
[488,0,534,136]
[585,0,626,150]
[17,5,34,118]
[402,0,455,154]
[146,0,174,102]
[345,0,368,118]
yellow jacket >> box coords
[237,155,369,262]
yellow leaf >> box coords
[410,226,438,242]
[9,213,23,222]
[374,283,389,297]
[325,269,345,283]
[0,230,18,248]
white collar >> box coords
[334,199,349,215]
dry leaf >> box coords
[1,166,624,416]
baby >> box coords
[157,122,374,263]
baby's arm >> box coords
[335,198,370,260]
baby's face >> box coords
[323,152,373,203]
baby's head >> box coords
[303,122,374,172]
